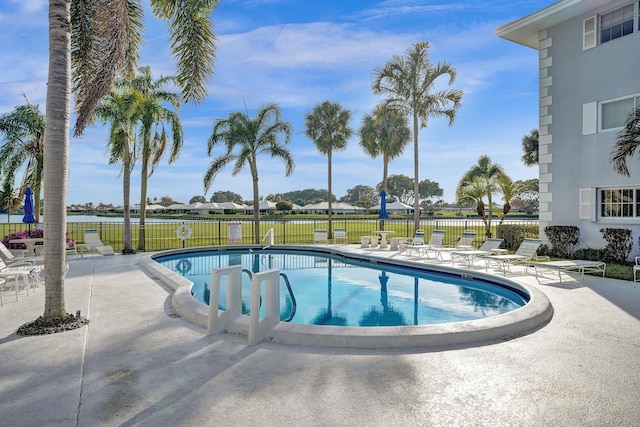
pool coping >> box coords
[140,245,553,349]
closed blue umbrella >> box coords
[22,187,36,226]
[379,190,389,220]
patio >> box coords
[0,249,638,426]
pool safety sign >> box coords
[228,222,242,243]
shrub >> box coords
[600,228,633,263]
[537,243,550,257]
[572,248,606,261]
[497,224,539,251]
[544,225,580,258]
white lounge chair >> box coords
[0,258,42,302]
[403,230,445,257]
[424,230,477,261]
[333,228,347,244]
[313,229,328,244]
[0,242,37,266]
[534,259,606,282]
[485,238,548,275]
[451,238,505,267]
[78,229,115,256]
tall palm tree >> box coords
[0,102,46,222]
[205,103,294,243]
[456,155,505,238]
[40,0,217,321]
[373,41,463,232]
[359,103,411,230]
[94,89,142,254]
[611,105,640,176]
[521,129,539,166]
[304,101,353,238]
[128,66,183,251]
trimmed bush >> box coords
[600,228,633,263]
[544,225,580,258]
[497,224,539,251]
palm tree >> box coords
[521,129,539,166]
[359,103,411,193]
[496,174,520,225]
[39,0,217,321]
[0,175,20,222]
[304,101,353,238]
[128,66,183,251]
[456,177,489,231]
[359,103,411,230]
[373,41,463,232]
[94,88,142,254]
[0,102,46,222]
[456,155,505,238]
[610,105,640,176]
[204,103,294,243]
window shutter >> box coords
[579,188,595,220]
[583,16,597,50]
[583,102,597,135]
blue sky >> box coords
[0,0,550,206]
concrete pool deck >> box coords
[0,248,639,426]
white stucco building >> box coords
[497,0,640,257]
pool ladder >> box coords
[242,269,297,322]
[207,265,296,345]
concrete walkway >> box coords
[0,252,639,426]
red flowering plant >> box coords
[2,229,43,250]
[1,229,75,250]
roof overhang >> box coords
[495,0,619,49]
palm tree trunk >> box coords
[327,149,333,240]
[122,139,132,253]
[412,111,420,232]
[381,153,389,231]
[137,155,149,252]
[252,171,260,244]
[486,194,493,238]
[42,0,71,318]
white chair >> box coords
[0,258,42,301]
[485,238,548,275]
[401,230,426,255]
[403,230,445,257]
[634,257,640,282]
[313,229,328,244]
[333,228,347,244]
[78,229,115,256]
[425,230,477,261]
[451,238,505,267]
[0,242,37,266]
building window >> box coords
[600,3,635,43]
[601,96,640,130]
[600,188,639,217]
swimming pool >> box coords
[156,250,528,327]
[142,245,553,348]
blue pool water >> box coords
[156,249,528,327]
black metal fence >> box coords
[1,218,540,253]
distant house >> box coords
[370,200,415,215]
[497,0,640,258]
[301,202,366,215]
[244,200,277,214]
